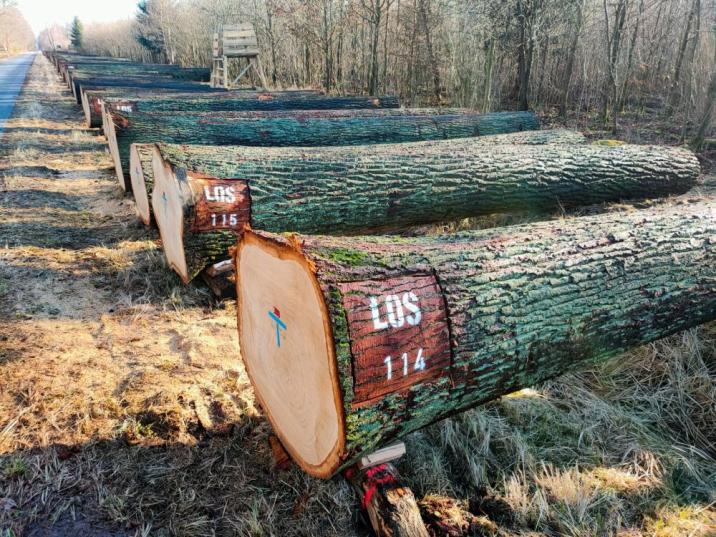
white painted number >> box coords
[370,292,422,331]
[384,348,426,381]
[384,356,393,380]
[210,213,240,227]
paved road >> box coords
[0,52,35,135]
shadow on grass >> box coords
[0,419,366,537]
[0,189,83,210]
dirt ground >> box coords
[0,56,715,537]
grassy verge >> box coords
[0,55,713,537]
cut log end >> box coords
[235,231,345,478]
[151,147,190,283]
[80,91,93,128]
[104,108,129,191]
[129,144,153,226]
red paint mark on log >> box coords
[188,175,251,233]
[90,96,102,116]
[339,274,451,406]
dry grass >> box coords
[0,55,714,537]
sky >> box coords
[16,0,139,35]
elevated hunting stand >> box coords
[211,24,268,90]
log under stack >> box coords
[149,139,699,283]
[105,95,406,189]
[234,201,716,478]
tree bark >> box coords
[81,84,228,128]
[111,109,540,190]
[692,11,716,151]
[65,65,210,100]
[668,0,700,113]
[150,137,698,282]
[234,200,716,478]
[104,92,400,116]
[560,0,584,118]
[127,110,542,223]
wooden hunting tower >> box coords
[211,23,268,89]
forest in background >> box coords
[0,0,34,53]
[48,0,716,148]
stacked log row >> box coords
[110,108,540,193]
[102,93,401,189]
[233,200,716,477]
[149,139,699,283]
[133,127,578,227]
[84,89,320,129]
[82,86,222,129]
[103,93,401,116]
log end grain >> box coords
[129,143,155,226]
[235,232,345,478]
[152,146,190,282]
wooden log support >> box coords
[201,260,236,299]
[233,200,716,478]
[109,109,540,187]
[150,139,699,282]
[346,462,429,537]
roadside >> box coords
[0,53,35,135]
[0,54,714,537]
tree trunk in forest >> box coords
[516,0,540,111]
[150,138,698,282]
[482,38,496,112]
[668,0,700,113]
[560,0,584,118]
[234,201,716,478]
[417,0,441,104]
[111,109,540,191]
[602,0,628,130]
[692,14,716,151]
[615,0,644,120]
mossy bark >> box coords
[106,93,401,114]
[110,110,541,181]
[157,139,700,281]
[84,89,318,129]
[156,130,608,281]
[239,201,716,475]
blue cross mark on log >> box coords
[268,307,287,347]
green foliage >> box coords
[70,16,83,50]
[1,456,27,479]
[325,247,369,267]
[134,0,166,58]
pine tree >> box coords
[135,1,165,60]
[70,16,83,50]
